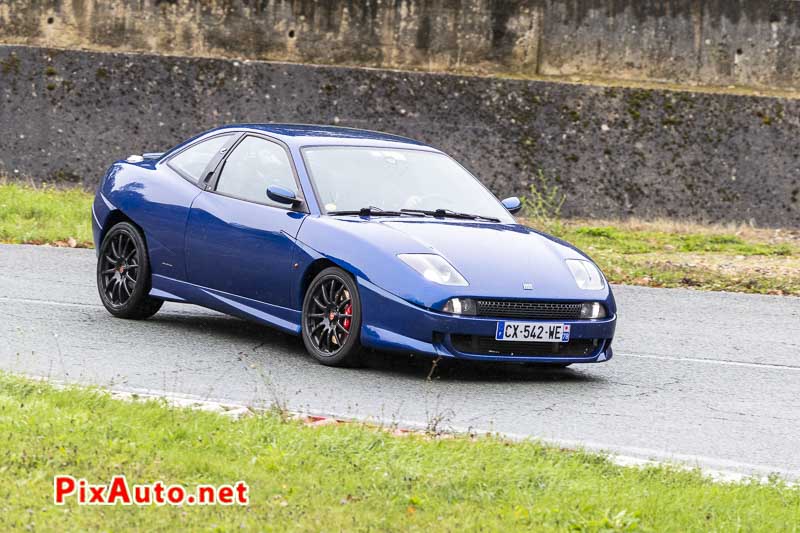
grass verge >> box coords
[1,183,798,295]
[533,218,800,296]
[0,182,93,247]
[1,373,798,531]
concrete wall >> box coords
[1,1,799,90]
[1,45,798,226]
[541,0,800,90]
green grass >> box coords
[531,220,800,296]
[563,225,793,256]
[1,182,798,295]
[0,183,93,246]
[1,374,798,531]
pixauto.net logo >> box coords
[54,476,249,506]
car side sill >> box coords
[150,274,302,335]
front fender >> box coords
[293,216,442,308]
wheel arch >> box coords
[100,210,145,247]
[99,211,156,279]
[298,255,370,307]
[297,258,338,308]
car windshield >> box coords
[301,147,514,222]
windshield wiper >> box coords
[400,208,500,222]
[329,206,405,217]
[330,206,501,222]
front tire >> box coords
[301,267,363,367]
[97,221,163,320]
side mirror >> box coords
[501,196,522,214]
[267,185,301,206]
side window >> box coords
[168,134,232,182]
[215,136,298,206]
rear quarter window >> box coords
[167,134,232,183]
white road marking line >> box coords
[16,373,799,484]
[0,296,212,316]
[3,296,799,371]
[618,351,800,371]
[0,296,100,308]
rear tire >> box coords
[301,267,363,367]
[97,221,163,320]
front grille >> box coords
[476,300,583,320]
[451,335,599,357]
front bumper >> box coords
[357,278,616,364]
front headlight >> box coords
[580,302,607,319]
[566,259,605,290]
[398,254,468,286]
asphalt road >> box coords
[1,244,799,479]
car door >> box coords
[184,134,308,309]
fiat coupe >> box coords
[92,124,616,367]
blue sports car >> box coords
[92,124,616,367]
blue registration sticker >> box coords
[562,325,571,342]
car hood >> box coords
[298,217,612,308]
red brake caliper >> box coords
[342,303,352,331]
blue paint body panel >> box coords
[92,124,617,364]
[185,192,306,309]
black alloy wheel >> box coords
[97,222,163,319]
[301,267,363,366]
[100,230,138,306]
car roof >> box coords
[206,123,439,151]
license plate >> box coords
[495,321,571,343]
